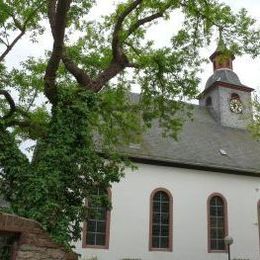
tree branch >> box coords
[23,1,45,26]
[62,0,145,92]
[5,119,32,129]
[180,1,222,29]
[25,89,38,113]
[54,0,148,92]
[86,0,145,91]
[44,0,72,104]
[0,90,16,120]
[9,14,24,31]
[125,12,164,39]
[62,53,126,92]
[92,63,124,92]
[0,38,9,48]
[124,41,142,56]
[62,53,92,88]
[0,0,45,62]
[0,30,25,62]
[5,119,47,139]
[112,0,143,60]
[47,0,58,38]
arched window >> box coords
[231,93,240,100]
[82,188,111,249]
[208,193,228,252]
[149,188,173,251]
[206,96,212,106]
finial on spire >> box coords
[209,28,235,72]
[216,27,225,51]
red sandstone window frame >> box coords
[82,188,111,249]
[207,193,228,253]
[149,187,173,252]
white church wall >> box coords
[74,163,260,260]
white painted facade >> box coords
[75,163,260,260]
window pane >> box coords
[218,217,224,227]
[153,213,160,224]
[218,239,225,250]
[87,220,96,232]
[211,229,217,239]
[97,221,106,233]
[161,225,169,236]
[215,197,222,206]
[153,192,161,201]
[86,233,95,245]
[96,208,106,220]
[209,196,226,251]
[152,237,160,248]
[211,239,225,250]
[96,234,106,246]
[152,225,160,236]
[210,217,224,228]
[89,209,98,219]
[216,206,224,216]
[161,202,169,213]
[210,228,225,239]
[210,239,217,250]
[210,217,217,227]
[86,188,109,247]
[161,237,169,248]
[161,213,169,224]
[153,202,160,212]
[160,192,169,202]
[217,228,225,238]
[151,191,171,249]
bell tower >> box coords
[210,36,235,71]
[199,37,254,129]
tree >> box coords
[0,0,259,248]
[249,96,260,139]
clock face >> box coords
[229,98,243,114]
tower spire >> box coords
[216,27,225,51]
[209,29,235,71]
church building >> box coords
[75,44,260,260]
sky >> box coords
[203,0,260,93]
[1,0,260,157]
[2,0,260,98]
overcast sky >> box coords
[2,0,260,97]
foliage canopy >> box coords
[0,0,259,247]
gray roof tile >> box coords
[205,69,242,89]
[122,101,260,175]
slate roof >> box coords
[121,97,260,175]
[205,69,242,89]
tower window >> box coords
[206,96,212,106]
[149,188,173,251]
[231,93,240,100]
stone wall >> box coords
[0,213,78,260]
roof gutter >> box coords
[129,156,260,178]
